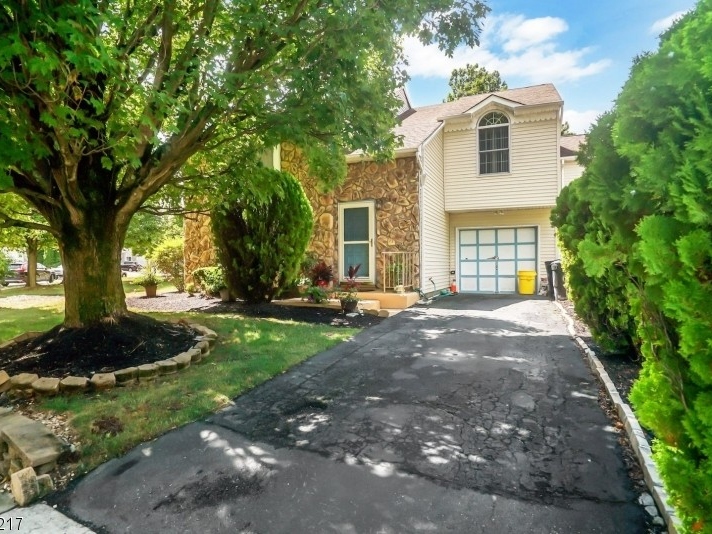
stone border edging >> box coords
[0,321,218,396]
[553,301,680,534]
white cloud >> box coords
[497,16,568,53]
[650,11,687,34]
[403,14,610,84]
[563,109,600,135]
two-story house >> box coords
[185,83,577,299]
[282,83,567,296]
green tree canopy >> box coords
[444,62,507,101]
[0,0,488,327]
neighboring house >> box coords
[560,134,586,188]
[185,83,582,296]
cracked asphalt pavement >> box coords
[54,296,650,533]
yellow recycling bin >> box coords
[517,270,537,295]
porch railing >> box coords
[382,251,416,290]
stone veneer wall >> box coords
[183,213,216,285]
[280,144,420,288]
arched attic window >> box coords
[478,111,510,174]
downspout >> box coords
[416,145,425,293]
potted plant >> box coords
[338,264,361,313]
[309,260,333,288]
[192,266,230,301]
[303,285,329,304]
[133,262,163,298]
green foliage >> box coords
[150,237,185,292]
[125,214,183,257]
[444,63,508,101]
[303,285,329,304]
[192,266,226,296]
[132,262,163,288]
[0,0,488,325]
[552,3,712,529]
[212,169,313,304]
[0,253,8,279]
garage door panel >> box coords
[479,262,496,276]
[498,262,516,276]
[460,230,478,245]
[460,246,478,260]
[519,244,536,259]
[479,229,496,244]
[518,228,536,242]
[498,244,516,260]
[479,245,496,259]
[479,277,496,292]
[461,262,477,276]
[461,278,478,291]
[500,277,516,293]
[498,229,515,242]
[517,260,537,271]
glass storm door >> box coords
[340,201,374,282]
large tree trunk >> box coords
[25,239,38,289]
[60,219,129,328]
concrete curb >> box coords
[554,301,680,534]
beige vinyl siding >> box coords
[420,129,450,292]
[444,115,559,211]
[449,208,556,282]
[562,158,584,188]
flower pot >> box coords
[144,284,158,298]
[340,298,359,313]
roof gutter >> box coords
[345,147,417,164]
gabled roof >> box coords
[395,84,563,151]
[559,134,586,157]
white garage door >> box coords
[458,227,537,294]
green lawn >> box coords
[0,306,358,474]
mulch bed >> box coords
[0,293,384,379]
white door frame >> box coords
[338,200,376,283]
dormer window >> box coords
[478,112,510,174]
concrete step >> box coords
[0,409,66,478]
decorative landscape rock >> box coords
[10,373,39,390]
[31,377,60,396]
[187,348,202,363]
[194,340,210,356]
[90,373,116,390]
[10,467,38,506]
[0,322,216,397]
[0,371,10,393]
[59,376,89,393]
[137,363,159,380]
[114,367,138,386]
[155,360,178,375]
[170,353,192,370]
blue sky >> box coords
[404,0,696,134]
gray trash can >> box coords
[550,260,567,300]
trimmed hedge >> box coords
[552,3,712,530]
[211,168,313,304]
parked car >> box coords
[121,261,140,272]
[50,265,64,280]
[2,262,55,285]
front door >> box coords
[339,201,375,282]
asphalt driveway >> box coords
[55,296,649,533]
